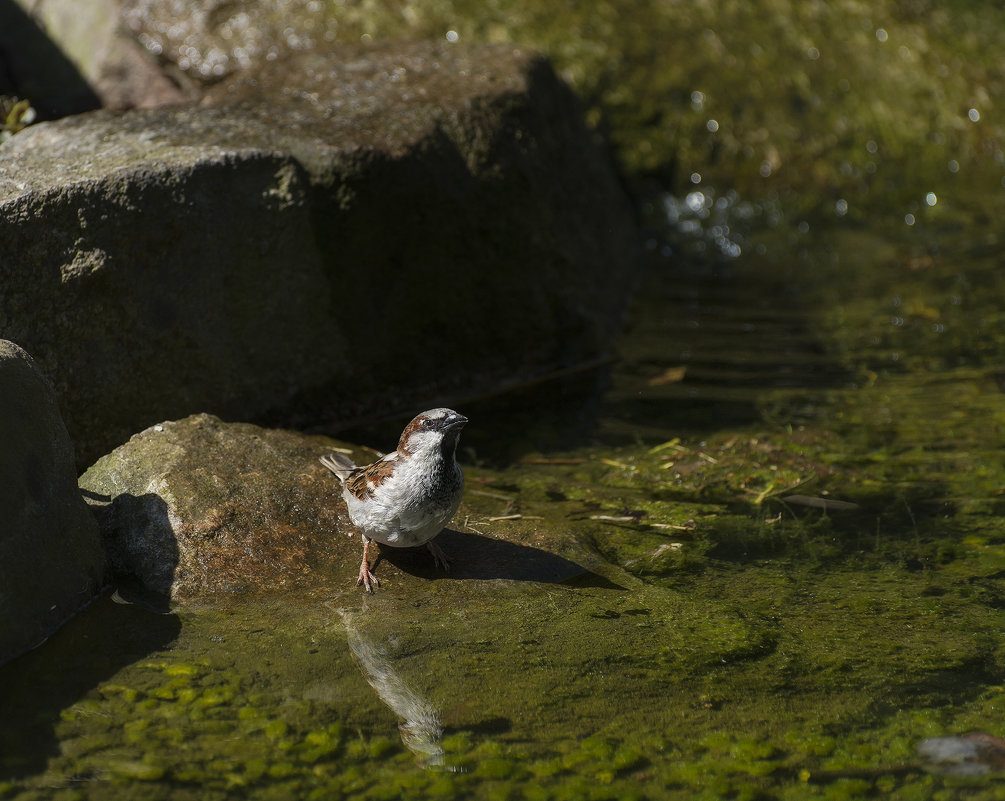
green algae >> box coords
[5,257,1004,801]
[3,528,999,800]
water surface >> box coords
[3,0,1005,796]
[3,191,1002,800]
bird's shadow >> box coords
[376,528,623,589]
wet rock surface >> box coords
[0,341,105,664]
[0,42,640,468]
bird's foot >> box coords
[357,561,380,593]
[357,539,380,592]
[427,540,450,573]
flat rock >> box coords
[0,341,106,664]
[0,42,640,468]
[77,413,598,603]
[79,414,350,602]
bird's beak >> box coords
[444,412,468,431]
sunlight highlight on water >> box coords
[661,188,763,259]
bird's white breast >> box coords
[343,454,463,547]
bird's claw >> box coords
[357,564,380,593]
[357,539,380,592]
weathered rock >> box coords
[0,340,105,664]
[0,42,640,468]
[77,413,596,602]
[79,414,349,601]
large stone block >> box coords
[0,42,640,468]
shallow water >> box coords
[2,188,1002,800]
[4,0,1005,794]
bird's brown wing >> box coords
[343,456,398,500]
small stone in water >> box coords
[917,732,1005,776]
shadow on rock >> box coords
[81,489,178,610]
[378,528,624,589]
[0,594,181,780]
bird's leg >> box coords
[426,539,450,573]
[357,537,380,592]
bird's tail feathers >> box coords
[319,452,356,481]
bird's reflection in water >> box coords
[340,609,450,768]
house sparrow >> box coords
[320,408,467,592]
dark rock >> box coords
[0,340,105,664]
[0,42,640,468]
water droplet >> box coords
[875,28,888,42]
[948,160,959,173]
[925,192,938,206]
[445,30,459,43]
[835,199,848,216]
[807,47,819,60]
[968,108,980,122]
[690,172,702,185]
[706,119,719,132]
[866,140,878,154]
[905,213,916,226]
[759,161,772,177]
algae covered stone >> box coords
[0,340,105,663]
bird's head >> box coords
[398,408,468,460]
